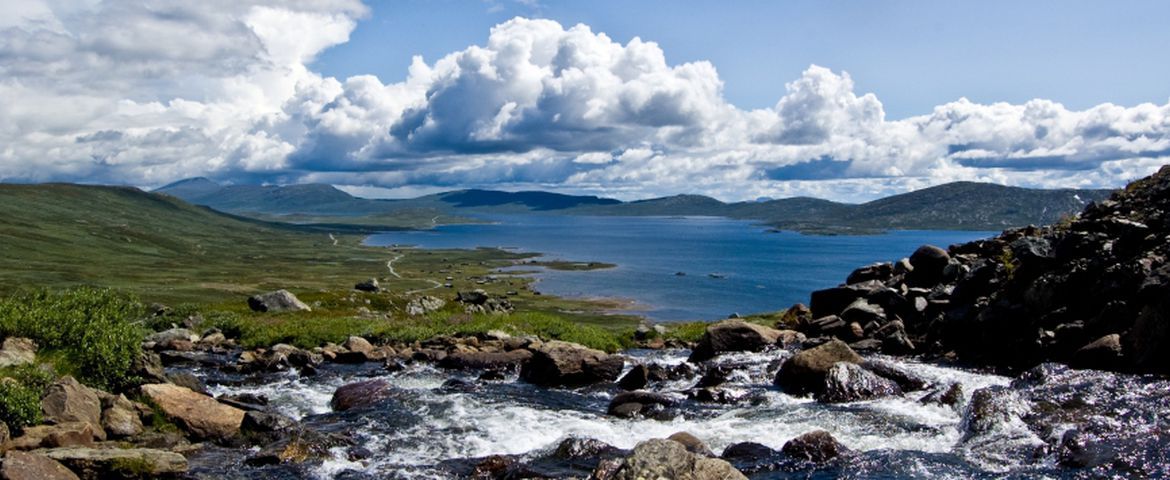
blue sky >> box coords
[1,0,1168,202]
[315,0,1170,119]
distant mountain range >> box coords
[155,177,1114,233]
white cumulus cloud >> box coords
[0,4,1166,202]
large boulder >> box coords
[0,451,80,480]
[775,339,862,396]
[687,320,802,362]
[816,362,903,403]
[40,377,104,441]
[781,430,849,462]
[354,278,380,292]
[330,379,394,412]
[519,340,623,387]
[139,384,245,441]
[38,447,187,480]
[246,290,310,313]
[605,438,746,480]
[0,338,37,368]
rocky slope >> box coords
[792,164,1170,374]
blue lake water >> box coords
[365,215,993,321]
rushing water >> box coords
[365,215,993,321]
[179,348,1028,480]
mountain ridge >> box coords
[153,178,1114,232]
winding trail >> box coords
[328,233,338,246]
[386,254,404,279]
[406,280,444,295]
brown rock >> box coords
[0,338,37,368]
[775,339,862,396]
[6,423,99,450]
[139,384,245,441]
[39,378,104,441]
[38,447,187,480]
[330,379,394,412]
[519,340,624,387]
[0,450,79,480]
[688,319,800,362]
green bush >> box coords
[0,287,145,390]
[0,364,54,432]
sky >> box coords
[1,1,1168,202]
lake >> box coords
[365,215,993,321]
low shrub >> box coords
[0,287,145,390]
[0,364,55,432]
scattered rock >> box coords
[775,339,862,396]
[330,379,394,412]
[144,329,199,350]
[921,383,965,409]
[552,437,622,460]
[247,290,311,313]
[0,450,80,480]
[140,384,245,441]
[816,362,903,403]
[519,340,623,387]
[781,430,848,462]
[860,358,932,392]
[0,338,37,368]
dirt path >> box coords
[386,254,404,278]
[328,233,338,246]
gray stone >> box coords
[247,290,310,313]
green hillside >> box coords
[0,183,390,303]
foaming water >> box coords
[188,349,1018,479]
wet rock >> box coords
[552,437,622,460]
[688,319,801,362]
[775,339,862,396]
[215,394,268,413]
[40,377,104,441]
[667,432,715,457]
[607,391,677,420]
[330,379,394,412]
[607,438,747,480]
[921,383,965,409]
[0,451,80,480]
[720,442,776,462]
[247,289,310,313]
[617,365,649,391]
[781,430,848,462]
[39,447,187,479]
[861,358,931,391]
[140,383,245,441]
[0,338,37,368]
[241,411,296,433]
[695,364,732,388]
[405,296,446,316]
[816,362,903,403]
[438,350,533,370]
[839,300,886,326]
[519,340,623,387]
[354,278,380,292]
